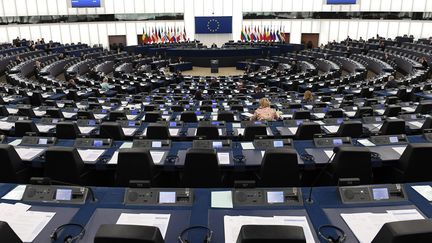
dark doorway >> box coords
[301,33,319,49]
[108,35,127,51]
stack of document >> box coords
[77,149,105,163]
[341,209,424,243]
[224,215,315,243]
[116,213,170,239]
[0,202,56,242]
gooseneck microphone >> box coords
[305,147,340,204]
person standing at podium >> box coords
[251,98,279,121]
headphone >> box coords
[300,153,315,162]
[50,223,85,243]
[178,226,213,243]
[318,225,346,243]
[233,155,246,163]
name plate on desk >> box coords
[20,136,57,146]
[369,135,407,145]
[22,185,88,204]
[193,139,231,149]
[132,139,171,148]
[124,188,193,206]
[253,139,292,149]
[314,137,352,147]
[233,188,302,206]
[339,184,406,204]
[74,138,112,148]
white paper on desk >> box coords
[168,128,179,136]
[211,191,233,208]
[345,111,356,117]
[218,128,223,136]
[62,112,76,118]
[126,115,137,120]
[387,209,424,221]
[409,121,423,128]
[0,121,14,130]
[261,151,265,157]
[14,147,45,161]
[288,127,298,135]
[94,114,107,119]
[120,142,133,149]
[241,112,253,118]
[2,185,26,200]
[375,109,385,115]
[33,111,46,117]
[357,139,376,147]
[403,107,416,113]
[77,149,105,163]
[315,120,325,125]
[241,142,255,150]
[36,124,55,133]
[391,146,407,156]
[224,216,315,243]
[0,203,55,242]
[281,114,292,119]
[341,212,396,243]
[108,152,119,164]
[314,113,325,119]
[116,213,170,239]
[324,125,339,134]
[122,127,137,136]
[217,152,230,165]
[9,139,21,146]
[323,150,334,160]
[78,126,96,134]
[6,108,18,114]
[412,185,432,201]
[232,123,241,128]
[237,128,245,135]
[150,151,165,164]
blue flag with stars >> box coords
[195,16,232,34]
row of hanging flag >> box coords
[141,26,187,44]
[240,26,288,42]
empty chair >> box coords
[354,106,373,118]
[230,104,244,112]
[0,145,29,183]
[386,96,399,105]
[200,105,213,112]
[325,109,344,118]
[391,143,432,182]
[293,110,311,120]
[415,102,432,114]
[196,125,219,139]
[182,148,221,187]
[46,108,64,118]
[146,123,170,139]
[380,119,406,135]
[14,120,38,137]
[336,121,363,138]
[99,122,125,140]
[108,111,126,121]
[17,108,36,118]
[115,148,156,186]
[295,122,321,140]
[180,111,198,122]
[44,147,89,185]
[77,110,95,119]
[171,105,184,112]
[326,147,372,184]
[421,117,432,130]
[258,148,300,187]
[56,122,81,139]
[243,125,267,140]
[217,111,235,122]
[383,105,401,117]
[144,111,161,123]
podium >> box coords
[210,59,219,73]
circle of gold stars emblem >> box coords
[207,19,221,32]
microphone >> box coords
[305,146,339,204]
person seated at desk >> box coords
[15,55,22,65]
[290,60,298,74]
[34,60,42,74]
[211,43,217,48]
[66,79,78,89]
[194,90,205,100]
[303,90,314,103]
[251,98,280,121]
[251,87,265,99]
[385,75,398,89]
[100,77,111,92]
[421,57,429,69]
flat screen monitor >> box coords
[389,137,399,143]
[152,141,162,148]
[93,140,103,147]
[56,189,72,201]
[372,188,389,200]
[273,140,284,148]
[267,191,284,204]
[333,139,343,146]
[38,138,48,145]
[159,192,176,204]
[213,141,223,149]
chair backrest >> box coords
[144,111,161,123]
[0,145,26,183]
[259,148,299,187]
[180,111,198,122]
[116,148,154,186]
[422,117,432,130]
[183,148,221,187]
[295,122,321,140]
[354,107,373,118]
[325,109,344,118]
[293,110,311,120]
[217,111,235,122]
[14,120,38,137]
[244,125,267,140]
[17,108,36,118]
[415,102,432,114]
[196,125,219,139]
[109,111,126,122]
[44,147,85,184]
[380,119,406,135]
[146,123,170,139]
[336,121,363,138]
[46,108,64,118]
[77,110,95,119]
[56,122,80,139]
[384,105,402,117]
[99,122,125,140]
[398,143,432,182]
[330,146,372,184]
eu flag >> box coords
[195,16,232,34]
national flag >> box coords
[183,26,187,41]
[240,28,247,41]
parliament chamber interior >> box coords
[3,0,432,242]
